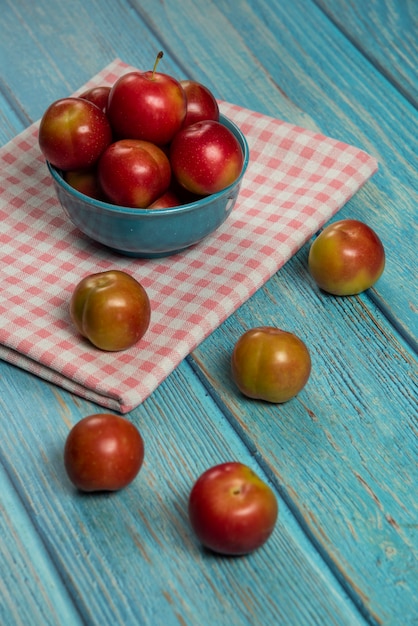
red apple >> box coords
[79,85,111,112]
[170,120,244,195]
[98,139,171,208]
[107,52,186,145]
[231,327,311,403]
[308,219,385,295]
[180,79,219,127]
[70,270,151,351]
[38,97,112,171]
[64,414,145,492]
[148,189,182,209]
[188,462,278,555]
[148,179,203,208]
[64,168,105,201]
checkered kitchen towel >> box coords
[0,59,378,413]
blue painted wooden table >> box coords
[0,1,417,625]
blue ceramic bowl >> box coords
[48,115,249,258]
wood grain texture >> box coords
[191,244,418,625]
[2,0,416,343]
[0,0,417,625]
[0,359,366,626]
[128,0,417,349]
[314,0,418,106]
[0,464,83,626]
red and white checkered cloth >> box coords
[0,59,378,413]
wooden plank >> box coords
[0,95,26,145]
[1,0,416,344]
[0,1,416,624]
[0,463,83,626]
[0,359,366,626]
[315,0,418,106]
[191,245,418,625]
[111,3,417,620]
[125,0,418,348]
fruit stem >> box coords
[152,51,164,78]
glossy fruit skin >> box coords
[170,120,244,195]
[180,79,219,127]
[188,462,278,555]
[70,270,151,351]
[64,414,144,492]
[38,97,112,171]
[308,219,385,295]
[148,189,182,209]
[107,70,187,145]
[231,327,311,403]
[98,139,171,208]
[64,168,105,201]
[79,86,111,112]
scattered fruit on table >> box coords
[64,413,144,492]
[38,52,245,209]
[188,462,278,555]
[308,219,385,295]
[231,327,312,403]
[70,270,151,351]
[39,57,383,557]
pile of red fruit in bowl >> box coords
[39,53,249,256]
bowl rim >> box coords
[47,113,250,217]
